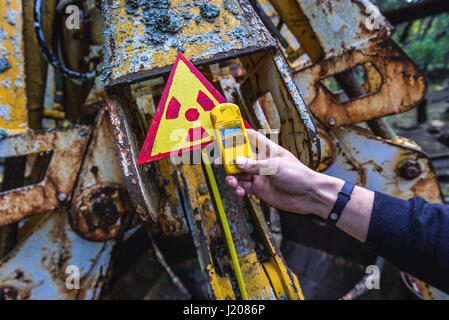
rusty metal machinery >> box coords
[255,0,448,299]
[0,0,447,300]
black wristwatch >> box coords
[327,181,355,224]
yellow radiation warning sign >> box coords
[137,53,228,164]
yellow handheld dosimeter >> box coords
[210,103,254,175]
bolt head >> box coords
[328,118,336,126]
[398,159,421,180]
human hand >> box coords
[213,130,344,217]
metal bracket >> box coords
[0,126,91,226]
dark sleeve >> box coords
[366,191,449,294]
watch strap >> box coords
[327,181,355,224]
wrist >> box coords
[306,172,345,219]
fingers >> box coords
[235,156,276,175]
[225,175,245,197]
[225,175,253,197]
[234,186,246,197]
[225,175,239,188]
[246,129,286,159]
[213,152,260,168]
[214,129,288,171]
[235,173,254,181]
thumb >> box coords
[235,156,277,175]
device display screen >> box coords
[220,126,242,137]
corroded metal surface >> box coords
[263,0,426,128]
[178,164,235,300]
[294,39,427,128]
[107,94,159,222]
[267,0,324,62]
[71,184,133,242]
[178,157,302,300]
[237,51,321,169]
[0,0,28,134]
[316,125,337,173]
[298,0,391,58]
[246,195,304,299]
[101,0,275,87]
[70,110,135,241]
[0,209,113,299]
[130,78,190,235]
[153,159,189,237]
[0,0,438,300]
[323,126,443,203]
[211,164,277,300]
[0,127,91,226]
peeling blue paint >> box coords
[0,55,11,73]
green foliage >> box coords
[393,14,449,73]
[405,36,447,70]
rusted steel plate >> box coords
[323,126,443,203]
[316,124,337,173]
[237,51,321,169]
[210,165,279,300]
[298,0,392,59]
[246,195,304,299]
[178,159,302,300]
[70,110,135,241]
[101,0,275,87]
[107,94,159,222]
[179,163,278,300]
[0,126,91,226]
[153,159,189,237]
[128,78,189,236]
[0,0,28,134]
[294,39,427,128]
[177,164,235,300]
[286,0,425,127]
[0,209,113,300]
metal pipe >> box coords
[383,0,449,25]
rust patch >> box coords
[106,93,159,222]
[316,125,337,172]
[294,40,426,128]
[0,126,91,225]
[70,184,133,242]
[154,159,189,237]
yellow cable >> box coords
[201,148,248,300]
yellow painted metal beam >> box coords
[101,0,275,86]
[180,150,304,300]
[268,0,324,63]
[202,148,248,300]
[0,0,28,134]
